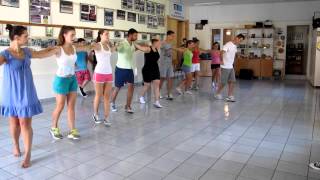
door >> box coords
[212,29,221,48]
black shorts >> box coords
[211,64,220,69]
[142,67,160,83]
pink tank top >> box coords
[211,50,221,64]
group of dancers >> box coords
[0,24,245,168]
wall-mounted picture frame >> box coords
[124,31,128,38]
[45,27,53,37]
[141,33,148,40]
[153,16,158,29]
[104,9,114,26]
[84,29,93,39]
[127,12,136,22]
[117,10,126,20]
[121,0,133,10]
[1,0,19,8]
[134,0,145,12]
[138,14,146,24]
[158,16,165,27]
[80,3,96,22]
[114,31,121,38]
[147,15,153,28]
[30,0,51,23]
[156,3,165,15]
[60,0,73,14]
[146,0,155,14]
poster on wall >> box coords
[121,0,133,10]
[114,31,121,38]
[158,16,165,27]
[142,34,148,40]
[80,4,96,22]
[117,10,126,20]
[146,0,155,14]
[45,27,53,37]
[60,0,73,14]
[170,0,184,20]
[156,3,165,15]
[84,29,93,39]
[127,12,136,22]
[30,0,51,23]
[153,16,158,29]
[1,0,19,8]
[147,15,157,28]
[134,0,145,12]
[104,9,114,26]
[138,14,146,24]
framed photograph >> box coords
[121,0,133,10]
[141,34,148,40]
[124,31,128,38]
[45,27,53,37]
[114,31,121,38]
[60,0,73,14]
[134,0,145,12]
[153,16,158,29]
[80,3,96,22]
[195,23,203,30]
[146,0,155,14]
[158,16,165,27]
[127,12,136,22]
[104,9,114,26]
[138,14,146,24]
[30,0,51,23]
[117,10,126,20]
[156,3,165,15]
[1,0,19,8]
[147,15,153,28]
[84,29,93,39]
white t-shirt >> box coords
[221,41,237,69]
[94,42,112,74]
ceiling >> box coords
[185,0,320,6]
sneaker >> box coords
[92,114,102,124]
[139,96,146,104]
[185,90,193,95]
[212,82,215,88]
[111,103,117,112]
[176,87,183,95]
[214,94,223,100]
[166,94,174,100]
[153,101,163,108]
[104,119,112,127]
[125,106,134,114]
[50,128,63,140]
[310,162,320,170]
[67,129,80,140]
[160,94,163,99]
[79,87,87,97]
[225,96,236,102]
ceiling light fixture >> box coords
[194,2,221,6]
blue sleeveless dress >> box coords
[0,48,43,118]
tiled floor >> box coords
[1,78,320,180]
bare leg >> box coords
[194,71,200,87]
[66,92,77,130]
[167,77,173,96]
[103,83,112,119]
[159,78,165,92]
[52,95,66,128]
[140,82,151,97]
[185,73,193,91]
[111,87,121,104]
[94,83,104,115]
[215,68,221,84]
[9,117,21,157]
[19,118,33,168]
[126,83,134,108]
[153,80,161,102]
[81,80,89,89]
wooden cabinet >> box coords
[200,60,212,77]
[235,58,273,78]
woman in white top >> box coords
[91,30,116,126]
[50,26,94,140]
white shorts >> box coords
[191,63,200,72]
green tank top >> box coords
[183,49,193,67]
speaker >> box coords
[200,20,208,25]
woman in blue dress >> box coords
[0,24,58,168]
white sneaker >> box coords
[111,103,117,112]
[104,118,112,127]
[212,82,215,89]
[310,162,320,170]
[160,94,163,99]
[225,96,236,102]
[139,96,146,104]
[153,101,163,108]
[185,90,193,95]
[214,94,223,100]
[92,114,102,124]
[176,87,183,95]
[166,94,174,100]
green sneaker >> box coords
[50,128,63,140]
[67,129,80,140]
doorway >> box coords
[286,25,309,75]
[212,29,221,48]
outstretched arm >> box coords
[172,47,185,53]
[134,43,151,53]
[30,46,60,59]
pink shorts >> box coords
[75,70,91,85]
[93,73,113,83]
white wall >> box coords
[188,1,319,79]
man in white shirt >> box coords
[215,34,245,102]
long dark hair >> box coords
[213,42,220,50]
[58,25,75,46]
[96,29,107,42]
[6,24,27,41]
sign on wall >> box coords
[1,0,19,8]
[80,4,97,22]
[104,9,114,26]
[169,0,184,20]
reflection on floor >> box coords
[0,78,319,180]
